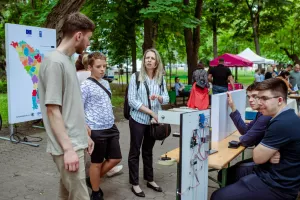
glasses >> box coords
[256,96,281,101]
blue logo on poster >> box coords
[26,29,32,35]
[39,31,42,37]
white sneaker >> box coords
[106,165,123,177]
[172,132,180,137]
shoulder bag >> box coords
[144,81,171,145]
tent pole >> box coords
[235,67,238,82]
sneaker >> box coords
[172,132,180,137]
[106,165,123,177]
[90,192,104,200]
[86,177,104,196]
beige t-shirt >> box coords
[38,50,88,155]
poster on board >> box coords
[5,23,56,124]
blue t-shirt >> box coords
[175,82,183,96]
[254,109,300,195]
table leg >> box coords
[221,167,228,187]
[242,151,245,161]
[176,162,180,200]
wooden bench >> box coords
[169,85,192,106]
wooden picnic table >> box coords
[163,131,245,187]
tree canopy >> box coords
[1,0,300,80]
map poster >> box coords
[5,23,56,124]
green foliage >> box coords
[0,93,8,125]
[0,79,6,93]
[0,0,57,78]
[82,0,143,66]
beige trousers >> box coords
[52,149,89,200]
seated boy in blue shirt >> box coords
[211,78,300,200]
[174,77,190,97]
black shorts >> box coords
[90,125,122,163]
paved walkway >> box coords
[0,121,251,200]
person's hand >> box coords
[64,149,79,172]
[227,92,236,111]
[86,125,91,136]
[150,111,158,123]
[270,151,280,164]
[150,94,158,100]
[87,136,94,155]
[151,117,158,124]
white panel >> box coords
[5,23,56,124]
[158,110,195,125]
[179,110,210,200]
[211,90,246,141]
[287,98,298,114]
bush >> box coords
[0,80,7,94]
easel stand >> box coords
[0,124,39,147]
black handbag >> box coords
[144,81,171,144]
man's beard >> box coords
[75,44,85,54]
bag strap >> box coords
[135,72,140,91]
[144,81,152,111]
[87,77,111,99]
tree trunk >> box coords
[183,0,203,84]
[142,0,158,53]
[245,0,261,55]
[252,19,260,56]
[44,0,86,46]
[212,17,218,58]
[131,24,137,73]
[281,47,300,65]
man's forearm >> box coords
[47,106,73,152]
[229,78,235,90]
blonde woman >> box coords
[128,48,169,197]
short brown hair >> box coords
[61,12,95,38]
[255,78,288,102]
[246,82,259,92]
[88,52,107,66]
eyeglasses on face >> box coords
[256,96,281,101]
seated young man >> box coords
[81,52,122,200]
[211,78,300,200]
[218,83,272,185]
[227,82,271,147]
[174,77,190,97]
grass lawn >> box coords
[0,93,8,126]
[114,69,255,86]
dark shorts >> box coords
[90,125,122,163]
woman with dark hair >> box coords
[276,71,296,94]
[187,61,210,109]
[259,68,265,82]
[76,52,90,84]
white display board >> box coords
[287,98,298,114]
[5,23,56,124]
[211,90,246,141]
[179,110,210,200]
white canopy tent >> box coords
[238,48,276,64]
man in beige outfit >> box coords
[38,13,95,200]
